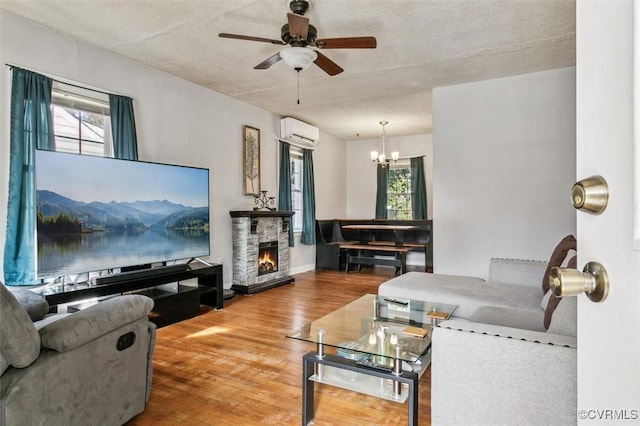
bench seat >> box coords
[339,243,411,274]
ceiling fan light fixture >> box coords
[280,47,317,70]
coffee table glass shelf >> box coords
[287,294,456,425]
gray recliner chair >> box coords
[0,282,156,426]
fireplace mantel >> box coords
[229,210,295,294]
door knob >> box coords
[549,262,609,302]
[571,175,609,214]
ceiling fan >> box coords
[219,0,377,76]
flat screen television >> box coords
[34,149,210,280]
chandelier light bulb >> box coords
[391,151,399,161]
[370,151,379,161]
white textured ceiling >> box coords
[0,0,576,139]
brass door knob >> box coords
[571,176,609,214]
[549,261,609,303]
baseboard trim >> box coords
[289,264,315,275]
[231,276,295,295]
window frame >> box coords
[289,145,304,232]
[386,164,413,220]
[51,82,112,157]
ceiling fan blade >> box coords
[313,51,343,76]
[287,12,309,40]
[315,36,377,49]
[219,33,285,45]
[254,53,283,70]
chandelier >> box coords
[370,121,399,166]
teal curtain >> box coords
[300,148,316,245]
[109,94,138,160]
[375,164,388,219]
[277,141,294,246]
[4,68,55,285]
[411,157,428,219]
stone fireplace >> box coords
[229,210,295,294]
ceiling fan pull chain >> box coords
[297,68,301,104]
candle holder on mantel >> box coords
[253,190,276,211]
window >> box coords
[51,82,111,157]
[290,146,304,232]
[387,166,413,219]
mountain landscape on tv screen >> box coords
[36,189,209,233]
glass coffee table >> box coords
[287,294,457,426]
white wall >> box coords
[290,129,347,274]
[312,131,348,220]
[0,11,346,286]
[345,133,433,219]
[432,68,576,279]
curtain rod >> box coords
[5,63,131,99]
[384,155,425,163]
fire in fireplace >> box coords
[258,241,278,276]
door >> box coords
[577,1,640,424]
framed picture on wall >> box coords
[243,125,261,195]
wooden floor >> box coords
[127,266,432,426]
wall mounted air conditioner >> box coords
[280,117,320,147]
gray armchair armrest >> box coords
[431,320,576,426]
[39,295,154,352]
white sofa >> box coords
[378,255,577,426]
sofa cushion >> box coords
[469,306,546,332]
[378,272,542,319]
[0,283,41,373]
[8,288,49,321]
[547,293,577,337]
[489,258,548,288]
[541,235,577,294]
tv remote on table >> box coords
[355,359,393,373]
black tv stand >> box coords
[94,263,190,286]
[36,263,224,326]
